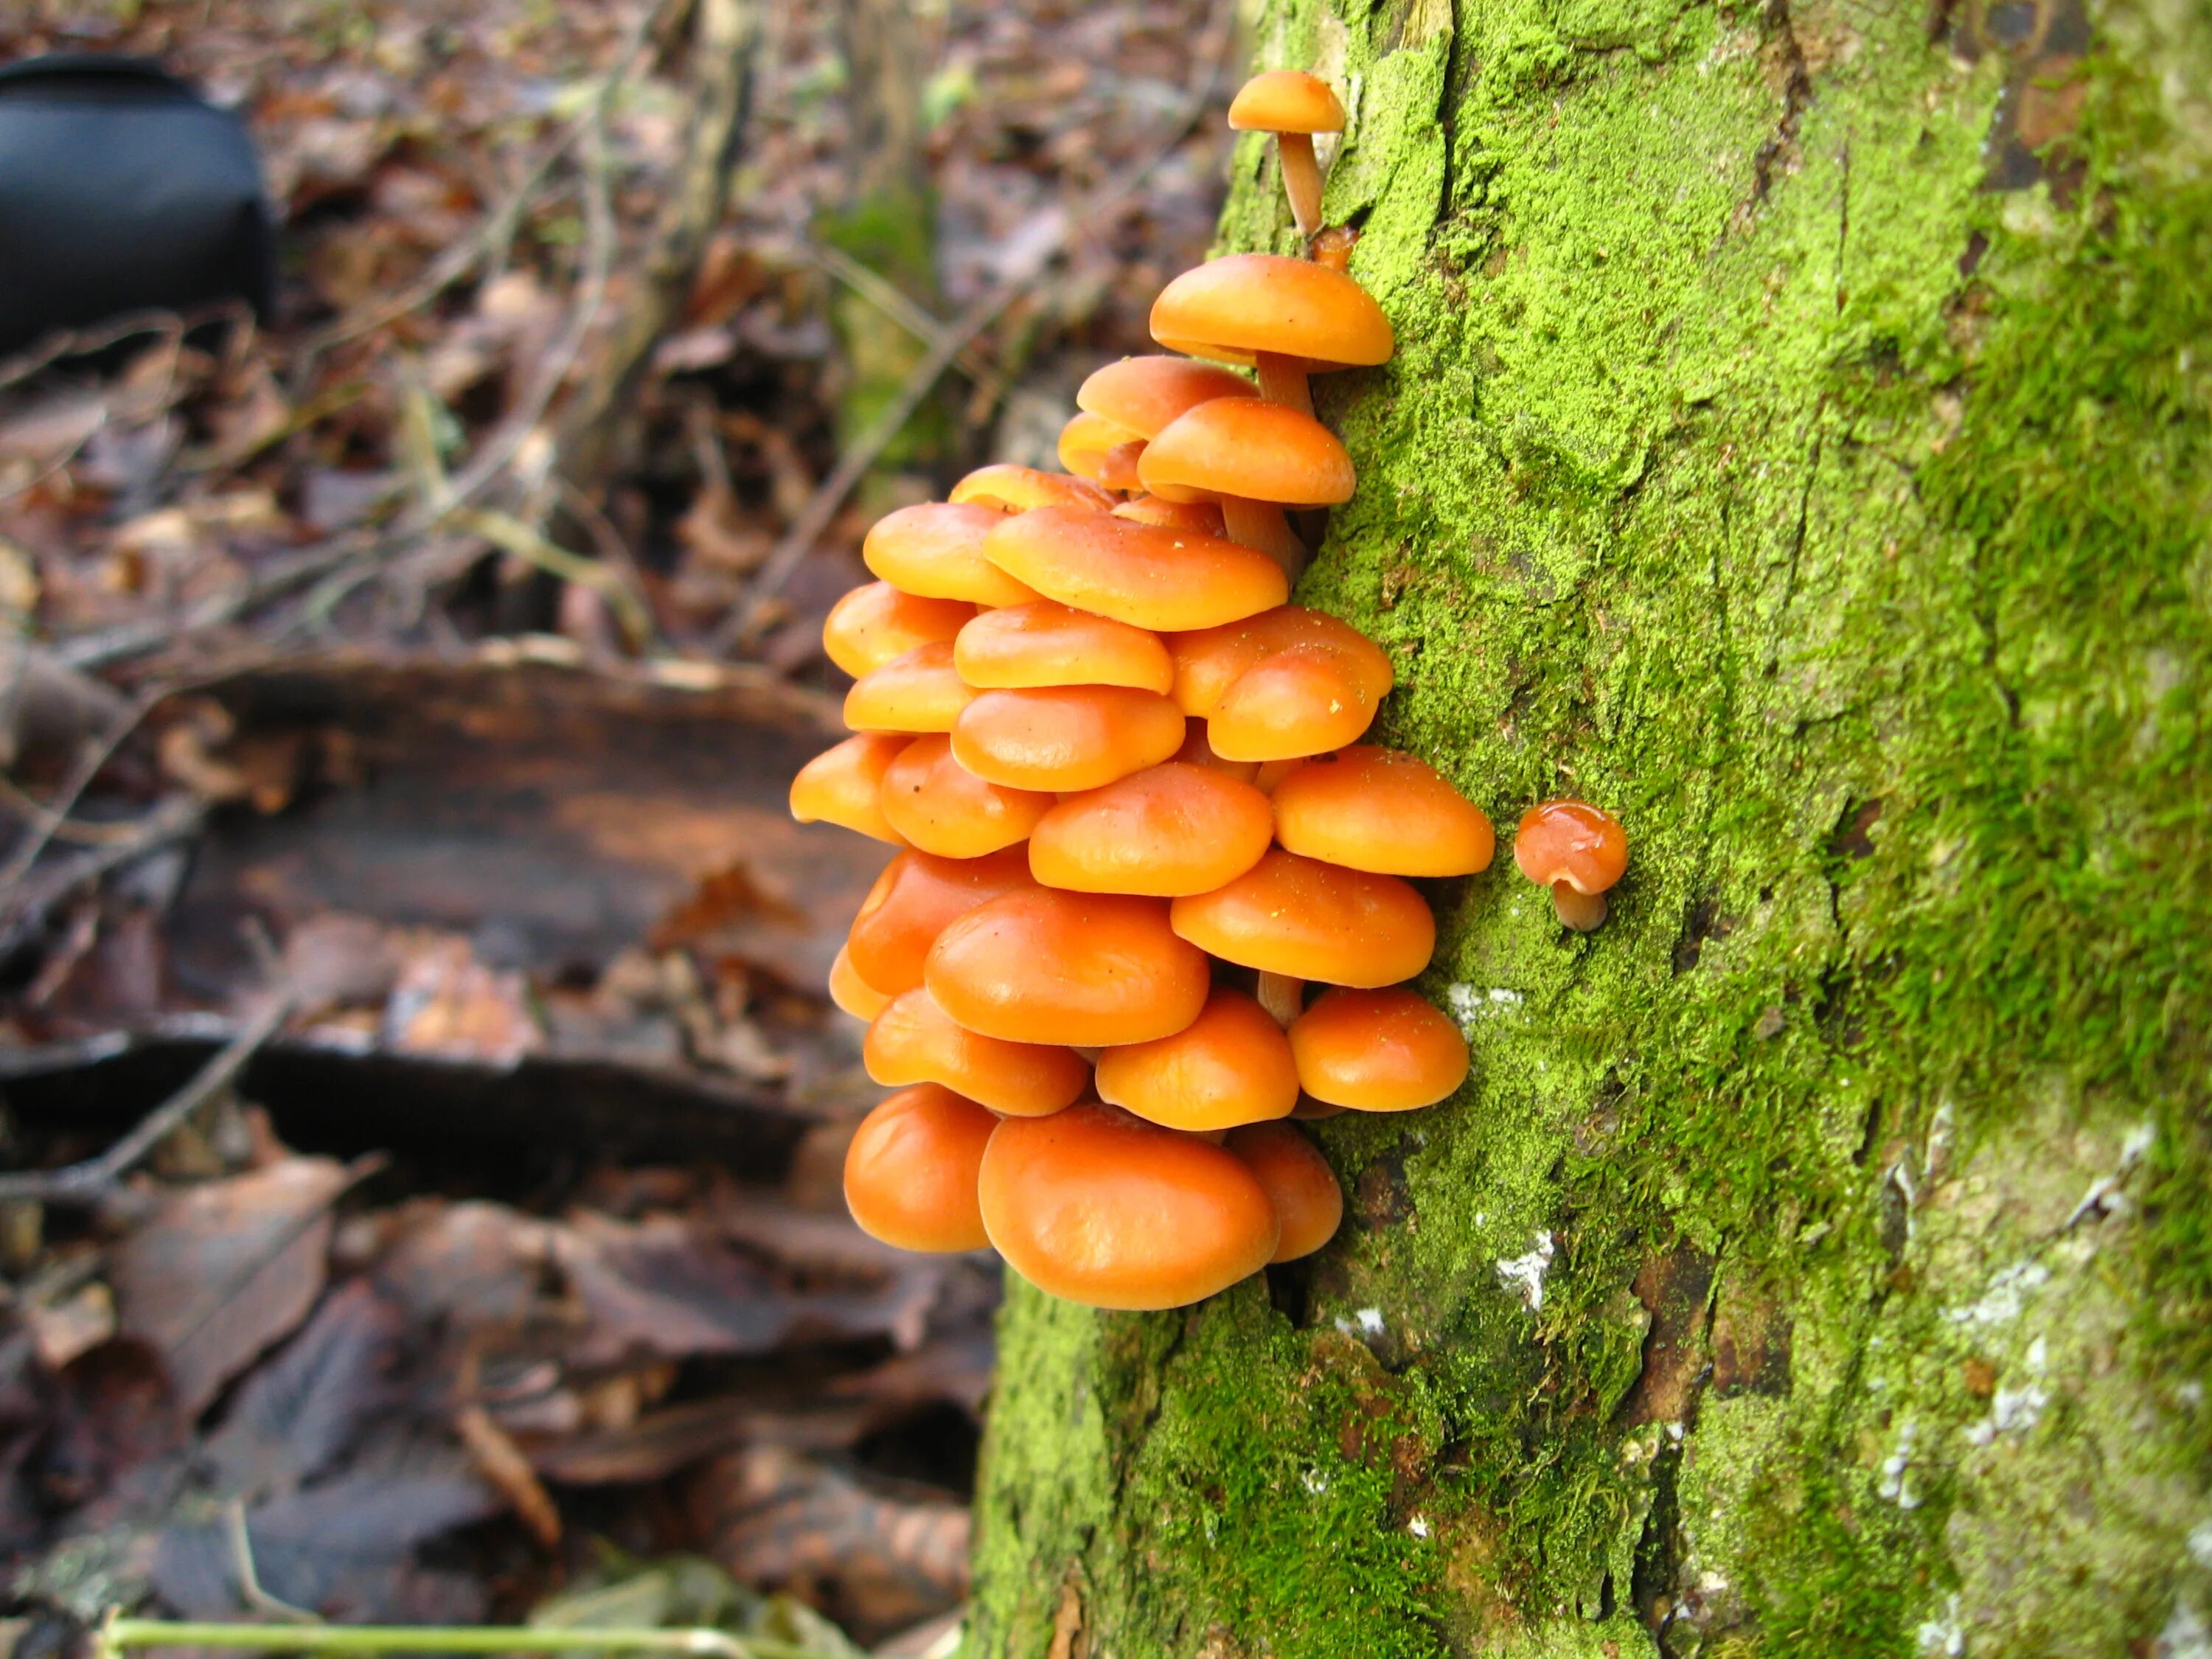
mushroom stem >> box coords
[1256,972,1306,1029]
[1073,1046,1105,1065]
[1218,496,1308,582]
[1253,351,1315,417]
[1278,132,1324,239]
[1551,881,1609,933]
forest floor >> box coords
[0,0,1230,1647]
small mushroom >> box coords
[1151,253,1393,415]
[821,582,975,678]
[952,684,1188,793]
[863,501,1043,608]
[844,1082,998,1253]
[1138,397,1353,578]
[1513,799,1628,932]
[950,464,1116,515]
[1113,493,1227,535]
[1028,760,1273,896]
[1057,411,1138,482]
[1169,607,1397,762]
[1227,70,1346,241]
[1077,355,1254,442]
[877,734,1053,858]
[925,888,1211,1047]
[842,639,978,735]
[845,846,1037,996]
[953,602,1174,694]
[1271,745,1495,876]
[978,1099,1280,1309]
[1224,1120,1343,1262]
[1288,987,1470,1110]
[1170,848,1435,987]
[865,987,1091,1118]
[983,505,1287,633]
[789,732,911,846]
[828,944,892,1020]
[1169,605,1394,717]
[1093,987,1300,1130]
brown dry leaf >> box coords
[555,1212,798,1368]
[650,861,807,952]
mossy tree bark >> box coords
[966,0,2212,1651]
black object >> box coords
[0,55,276,359]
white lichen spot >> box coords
[1944,1259,2051,1327]
[1667,1420,1686,1444]
[2163,1601,2212,1659]
[1916,1593,1966,1655]
[1697,1569,1730,1596]
[1408,1514,1431,1538]
[1495,1231,1555,1310]
[1302,1467,1330,1496]
[1334,1307,1386,1340]
[1878,1422,1922,1509]
[2188,1520,2212,1571]
[1443,983,1523,1034]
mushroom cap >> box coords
[865,988,1091,1118]
[863,501,1043,607]
[789,732,911,846]
[843,639,978,734]
[1096,440,1146,494]
[1289,987,1470,1110]
[1170,849,1436,986]
[844,1082,998,1253]
[1139,397,1356,509]
[950,464,1116,516]
[1093,987,1300,1131]
[953,602,1174,694]
[821,582,975,678]
[1150,254,1393,370]
[1172,718,1262,784]
[1227,70,1346,134]
[1513,799,1628,894]
[1224,1121,1343,1261]
[846,846,1037,996]
[1271,746,1495,875]
[1077,355,1254,440]
[1057,411,1136,480]
[984,506,1287,632]
[1168,605,1394,717]
[978,1100,1279,1309]
[1211,647,1385,760]
[1029,761,1273,896]
[828,943,892,1020]
[1113,494,1226,536]
[877,734,1053,858]
[926,888,1211,1046]
[952,685,1189,793]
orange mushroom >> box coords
[863,501,1042,608]
[978,1100,1279,1309]
[983,506,1287,633]
[842,639,978,734]
[844,1082,997,1253]
[925,888,1211,1046]
[1057,411,1136,481]
[1271,746,1495,875]
[1096,440,1146,494]
[865,988,1091,1118]
[1113,494,1227,536]
[953,602,1174,694]
[950,464,1116,516]
[1228,71,1346,241]
[845,846,1037,996]
[1151,253,1394,415]
[1171,849,1435,986]
[828,944,892,1020]
[1028,761,1273,897]
[952,684,1187,793]
[1169,607,1396,762]
[789,732,910,846]
[1138,397,1352,576]
[1093,987,1299,1131]
[1514,799,1628,932]
[1171,718,1262,785]
[1169,605,1394,717]
[1288,987,1470,1110]
[877,734,1053,858]
[821,582,975,678]
[1225,1120,1343,1262]
[1077,355,1253,440]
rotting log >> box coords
[967,0,2212,1651]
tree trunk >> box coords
[967,0,2212,1651]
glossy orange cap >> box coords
[1057,411,1135,481]
[1225,1121,1343,1262]
[1151,253,1393,370]
[844,1083,997,1253]
[821,582,975,678]
[953,602,1174,694]
[1077,355,1255,439]
[1139,398,1355,507]
[1169,605,1394,717]
[952,685,1187,793]
[828,943,892,1020]
[1211,647,1385,760]
[1227,71,1346,133]
[1271,746,1495,876]
[1513,799,1628,894]
[863,501,1042,608]
[843,640,978,734]
[877,733,1052,858]
[1170,849,1435,987]
[984,507,1287,633]
[1289,987,1470,1111]
[845,846,1037,996]
[1029,761,1273,897]
[926,888,1211,1047]
[789,732,910,846]
[978,1101,1279,1308]
[865,988,1091,1118]
[950,464,1116,515]
[1094,987,1299,1131]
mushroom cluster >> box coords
[794,72,1627,1312]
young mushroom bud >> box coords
[1288,987,1470,1111]
[877,734,1053,858]
[1270,746,1495,876]
[864,502,1043,608]
[789,732,911,846]
[865,988,1091,1118]
[844,1083,998,1253]
[1028,761,1274,897]
[950,464,1116,515]
[1225,1120,1343,1262]
[953,602,1174,695]
[984,506,1287,633]
[1093,987,1301,1131]
[845,846,1037,997]
[952,684,1188,793]
[1227,70,1346,241]
[842,640,978,735]
[1513,799,1629,932]
[1170,849,1436,987]
[821,582,975,678]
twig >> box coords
[452,507,655,648]
[223,1500,321,1625]
[94,1615,844,1659]
[803,242,996,382]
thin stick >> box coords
[98,1618,841,1659]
